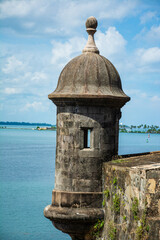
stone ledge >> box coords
[52,190,103,208]
[109,151,160,168]
[44,205,104,222]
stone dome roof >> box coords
[49,17,130,107]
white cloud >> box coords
[50,27,127,69]
[45,27,58,34]
[154,80,160,85]
[31,72,47,83]
[99,0,137,20]
[51,37,86,68]
[0,0,34,18]
[149,95,160,109]
[23,22,35,29]
[22,101,47,112]
[136,47,160,64]
[125,89,147,99]
[0,0,139,37]
[146,25,160,42]
[2,56,24,74]
[96,27,127,57]
[124,47,160,73]
[4,87,22,95]
[56,0,137,33]
[0,0,46,19]
[151,95,160,102]
[0,0,138,21]
[140,11,157,24]
[134,25,160,43]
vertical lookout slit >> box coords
[83,128,91,148]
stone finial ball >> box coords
[85,16,98,29]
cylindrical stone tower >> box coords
[44,17,130,240]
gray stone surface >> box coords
[54,105,121,193]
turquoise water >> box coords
[119,132,160,155]
[0,128,69,240]
[0,128,160,240]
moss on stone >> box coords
[107,221,116,240]
[135,213,149,240]
[131,197,139,220]
[112,159,125,163]
[104,188,110,199]
[113,177,118,186]
[123,215,127,221]
[102,199,106,207]
[103,188,110,207]
[113,193,120,214]
[92,219,104,239]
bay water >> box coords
[0,127,160,240]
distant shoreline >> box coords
[0,122,160,134]
[0,127,159,134]
[119,124,160,134]
[0,121,56,131]
[0,121,53,126]
[0,126,56,131]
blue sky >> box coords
[0,0,160,125]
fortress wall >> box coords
[100,152,160,240]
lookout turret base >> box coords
[44,205,104,240]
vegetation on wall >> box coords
[89,219,104,239]
[101,169,150,240]
[131,197,139,221]
[107,221,116,240]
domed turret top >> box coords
[48,17,130,107]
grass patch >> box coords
[113,193,120,214]
[92,219,104,238]
[104,188,110,199]
[131,197,139,220]
[135,213,149,240]
[107,221,116,240]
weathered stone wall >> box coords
[100,152,160,240]
[54,105,120,194]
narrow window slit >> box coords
[83,129,91,148]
